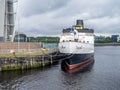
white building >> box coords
[0,0,15,42]
[117,36,120,42]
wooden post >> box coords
[30,57,33,67]
[50,55,53,64]
[0,58,2,71]
[42,55,45,66]
[20,58,24,70]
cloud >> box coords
[19,0,70,17]
[15,0,120,36]
[86,16,120,33]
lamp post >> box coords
[17,34,20,52]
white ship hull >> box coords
[59,42,94,54]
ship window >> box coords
[74,39,78,42]
[83,41,85,43]
[87,41,89,43]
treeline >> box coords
[27,37,60,43]
[95,37,112,43]
[27,36,119,43]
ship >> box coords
[58,20,94,73]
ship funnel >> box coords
[75,20,84,30]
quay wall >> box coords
[95,43,120,46]
[0,52,58,71]
[0,42,59,71]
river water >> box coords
[0,46,120,90]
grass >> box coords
[0,51,45,57]
[0,49,57,57]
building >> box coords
[14,32,27,42]
[94,35,105,41]
[111,35,119,42]
[94,33,120,42]
[117,36,120,42]
[0,0,15,42]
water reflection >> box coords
[0,66,52,90]
[60,64,95,90]
[0,71,22,89]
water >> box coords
[0,46,120,90]
[42,43,58,49]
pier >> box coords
[0,49,59,71]
[0,42,60,71]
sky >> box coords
[15,0,120,36]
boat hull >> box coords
[61,53,94,73]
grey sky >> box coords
[16,0,120,36]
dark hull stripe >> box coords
[62,53,94,65]
[66,58,94,70]
[67,59,94,73]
